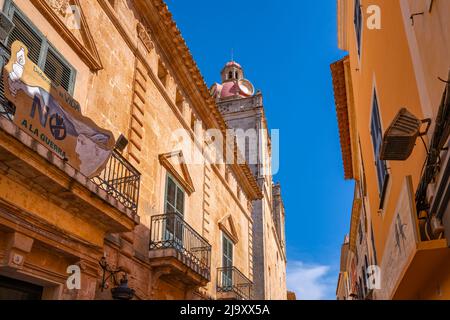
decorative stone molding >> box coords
[137,22,154,52]
[127,59,147,165]
[159,151,195,195]
[46,0,71,17]
[31,0,103,71]
[202,164,212,238]
[218,214,239,244]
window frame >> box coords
[3,0,77,94]
[164,173,185,217]
[354,0,363,57]
[222,233,234,287]
[163,174,186,246]
[370,89,390,208]
[222,233,233,267]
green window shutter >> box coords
[222,234,233,268]
[44,48,72,92]
[222,234,234,287]
[7,12,42,65]
[5,5,76,94]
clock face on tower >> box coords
[238,79,255,97]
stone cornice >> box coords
[331,57,354,180]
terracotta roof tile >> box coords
[331,57,353,180]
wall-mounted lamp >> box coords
[111,274,135,300]
[99,256,135,300]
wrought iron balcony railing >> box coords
[0,46,140,214]
[91,149,140,214]
[217,267,253,300]
[149,212,211,280]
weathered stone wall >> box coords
[0,0,258,300]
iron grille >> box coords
[150,212,212,280]
[217,267,253,300]
[91,149,141,214]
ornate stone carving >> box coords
[46,0,71,17]
[137,22,154,52]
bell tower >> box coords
[212,61,287,300]
[221,61,244,82]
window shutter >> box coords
[7,13,42,65]
[0,66,6,106]
[370,91,389,195]
[44,49,72,92]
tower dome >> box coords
[211,61,255,101]
[221,61,244,82]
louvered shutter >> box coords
[7,12,42,65]
[2,11,42,114]
[370,92,388,193]
[44,48,72,92]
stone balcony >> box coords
[0,47,141,239]
[216,267,253,300]
[149,213,211,287]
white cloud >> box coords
[287,261,336,300]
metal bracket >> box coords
[99,256,126,291]
[419,118,432,136]
[410,12,424,26]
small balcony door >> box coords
[164,175,185,248]
[222,233,234,289]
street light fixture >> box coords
[99,256,135,300]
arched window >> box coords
[228,71,233,79]
[235,71,239,79]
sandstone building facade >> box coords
[0,0,286,300]
[332,0,449,300]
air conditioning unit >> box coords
[380,108,431,161]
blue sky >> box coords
[168,0,354,299]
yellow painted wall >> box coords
[345,0,425,263]
[341,0,450,299]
